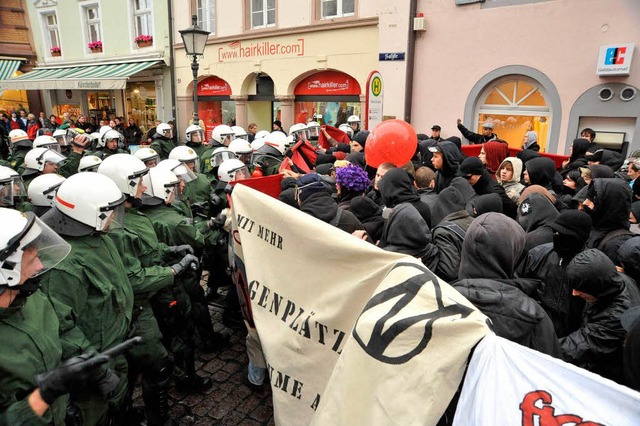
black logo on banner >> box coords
[353,262,474,364]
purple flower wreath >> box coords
[335,164,371,193]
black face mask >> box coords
[19,277,41,297]
[582,205,594,216]
[553,233,585,261]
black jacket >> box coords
[378,168,432,227]
[471,171,517,218]
[453,213,561,356]
[434,141,463,194]
[457,123,498,144]
[517,192,560,252]
[300,191,363,234]
[518,243,586,338]
[560,249,640,383]
[379,203,438,270]
[350,196,385,242]
[586,178,633,263]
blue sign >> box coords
[379,52,405,61]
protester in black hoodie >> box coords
[457,156,517,218]
[452,213,561,357]
[517,192,560,252]
[378,168,431,227]
[560,138,590,177]
[430,185,474,281]
[350,195,385,243]
[430,141,462,193]
[379,203,438,270]
[296,173,363,233]
[561,249,640,384]
[518,210,592,338]
[583,178,633,264]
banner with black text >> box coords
[231,184,490,425]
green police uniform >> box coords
[40,234,133,425]
[184,173,212,207]
[186,142,206,158]
[0,292,68,426]
[150,135,176,161]
[9,146,30,172]
[57,151,82,178]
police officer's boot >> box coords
[174,346,212,393]
[142,358,174,426]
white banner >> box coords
[454,333,640,426]
[230,184,489,425]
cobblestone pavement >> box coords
[133,278,275,425]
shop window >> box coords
[42,12,61,55]
[126,83,156,136]
[250,0,275,29]
[198,100,236,140]
[320,0,355,19]
[476,76,550,151]
[197,0,215,33]
[132,0,153,39]
[295,101,360,127]
[83,4,102,45]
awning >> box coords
[0,60,161,91]
[0,59,23,96]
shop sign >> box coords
[378,52,405,61]
[365,70,383,130]
[596,43,635,76]
[294,71,361,96]
[218,38,305,63]
[197,76,232,96]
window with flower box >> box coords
[132,0,153,43]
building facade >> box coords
[172,0,383,140]
[409,0,640,155]
[0,0,174,135]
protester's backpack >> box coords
[433,221,467,241]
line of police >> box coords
[0,117,332,425]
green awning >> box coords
[0,61,161,91]
[0,59,23,96]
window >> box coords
[43,12,61,52]
[321,0,354,19]
[197,0,215,33]
[84,5,101,43]
[476,77,551,151]
[250,0,275,29]
[133,0,153,38]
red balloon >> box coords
[364,119,417,168]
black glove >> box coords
[168,244,194,256]
[170,254,200,275]
[93,366,120,399]
[190,202,207,215]
[207,214,227,231]
[36,352,109,405]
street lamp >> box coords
[180,15,210,127]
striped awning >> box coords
[0,61,161,91]
[0,59,23,96]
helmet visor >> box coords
[307,126,320,138]
[182,159,200,174]
[96,196,126,232]
[20,215,71,280]
[171,163,197,183]
[189,129,204,143]
[231,166,251,182]
[221,133,234,146]
[41,181,64,207]
[40,150,66,170]
[211,150,238,168]
[0,177,27,207]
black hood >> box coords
[378,168,420,208]
[345,151,365,168]
[466,193,503,217]
[566,249,624,299]
[590,178,631,232]
[439,141,463,177]
[526,157,556,188]
[299,191,338,223]
[518,192,560,232]
[379,203,430,256]
[459,212,525,280]
[600,149,625,172]
[618,236,640,273]
[350,195,382,221]
[588,164,615,179]
[449,176,477,204]
[517,149,541,165]
[431,186,466,226]
[570,138,591,163]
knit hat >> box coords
[353,130,369,149]
[549,210,593,242]
[482,122,494,130]
[457,156,484,177]
[296,173,328,201]
[335,164,370,193]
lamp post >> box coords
[180,15,210,127]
